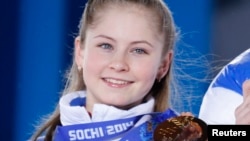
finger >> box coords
[235,104,249,124]
[235,109,250,124]
[242,79,250,101]
[180,112,193,117]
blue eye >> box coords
[99,43,112,50]
[133,48,147,54]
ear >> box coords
[157,50,173,80]
[74,36,84,69]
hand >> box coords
[180,112,194,117]
[235,80,250,124]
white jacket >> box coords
[199,48,250,124]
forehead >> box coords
[89,3,162,38]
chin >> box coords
[102,97,142,110]
[114,101,141,110]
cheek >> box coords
[83,51,105,74]
[133,60,159,81]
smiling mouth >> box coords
[103,78,133,87]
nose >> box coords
[109,54,129,72]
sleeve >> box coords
[198,86,242,124]
[199,48,250,124]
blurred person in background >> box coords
[199,48,250,124]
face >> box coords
[75,5,172,111]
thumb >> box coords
[242,79,250,101]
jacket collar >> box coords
[59,91,155,126]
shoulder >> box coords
[27,136,45,141]
[36,136,45,141]
[154,108,178,123]
[227,48,250,71]
[212,48,250,94]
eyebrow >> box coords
[94,34,154,48]
[131,41,154,48]
[94,35,115,42]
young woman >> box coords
[30,0,201,140]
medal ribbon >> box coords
[54,109,177,141]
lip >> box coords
[102,77,133,88]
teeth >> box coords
[105,78,129,85]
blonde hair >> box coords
[30,0,177,140]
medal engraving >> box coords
[153,116,207,141]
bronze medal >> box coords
[153,116,207,141]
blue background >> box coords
[1,0,250,140]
